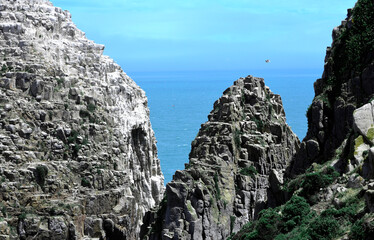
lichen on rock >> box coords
[142,76,299,240]
[229,1,374,239]
[0,0,164,239]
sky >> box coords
[50,0,357,72]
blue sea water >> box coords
[130,69,320,184]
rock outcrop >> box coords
[229,1,374,239]
[142,76,299,240]
[353,101,374,179]
[288,0,374,177]
[0,0,164,239]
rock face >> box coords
[288,0,374,176]
[0,0,164,239]
[142,76,299,240]
[227,1,374,239]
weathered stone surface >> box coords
[365,190,374,213]
[0,222,9,236]
[142,76,299,240]
[353,101,374,144]
[269,169,285,203]
[230,2,374,239]
[287,4,374,176]
[363,147,374,179]
[0,0,164,239]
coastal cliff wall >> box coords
[142,76,299,240]
[288,0,374,176]
[230,1,374,239]
[0,0,164,239]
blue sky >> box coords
[51,0,357,72]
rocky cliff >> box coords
[230,0,374,239]
[141,76,299,239]
[0,0,164,239]
[288,0,374,176]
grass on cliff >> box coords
[35,165,48,189]
[228,192,366,240]
[250,117,264,132]
[214,172,221,200]
[239,166,257,178]
[349,214,374,239]
[234,129,242,149]
[81,177,91,188]
[328,0,374,86]
[283,166,339,203]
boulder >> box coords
[353,101,374,144]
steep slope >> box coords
[230,0,374,239]
[142,76,299,239]
[0,0,164,239]
[289,0,374,176]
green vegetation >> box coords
[87,103,96,112]
[239,166,257,178]
[48,206,57,216]
[329,0,374,87]
[1,64,7,73]
[214,172,221,200]
[47,111,53,120]
[79,109,98,123]
[233,129,242,149]
[56,78,64,86]
[250,116,264,132]
[307,211,340,240]
[82,137,89,145]
[81,177,91,188]
[230,216,236,233]
[354,135,364,152]
[315,93,331,109]
[350,218,366,239]
[0,203,6,216]
[24,65,32,73]
[35,165,48,189]
[299,166,339,197]
[68,129,79,144]
[54,78,65,92]
[268,104,273,116]
[241,90,246,106]
[66,129,88,157]
[18,212,27,220]
[366,127,374,141]
[284,166,340,202]
[349,214,374,239]
[79,109,90,118]
[230,193,366,240]
[149,195,168,236]
[282,196,311,227]
[266,93,271,101]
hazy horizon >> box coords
[51,0,357,73]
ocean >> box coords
[130,69,320,184]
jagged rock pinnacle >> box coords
[142,76,299,240]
